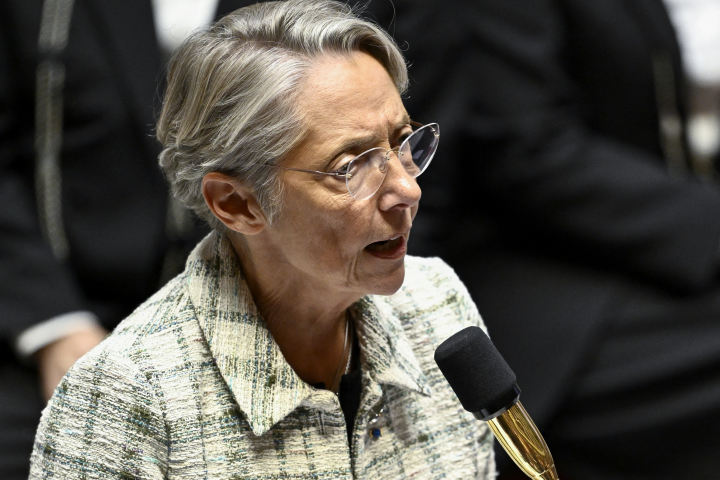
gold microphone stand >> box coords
[486,402,559,480]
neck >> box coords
[229,232,358,390]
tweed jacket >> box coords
[30,232,495,479]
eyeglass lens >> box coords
[346,123,439,200]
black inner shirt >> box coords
[338,367,362,447]
[313,336,362,449]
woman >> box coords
[30,1,494,478]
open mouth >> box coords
[365,235,406,259]
[366,236,402,252]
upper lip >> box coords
[369,230,410,245]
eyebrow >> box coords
[325,114,413,164]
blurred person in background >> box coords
[0,1,252,477]
[664,0,720,173]
[362,0,720,478]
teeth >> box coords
[366,236,402,252]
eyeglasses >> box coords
[262,121,440,200]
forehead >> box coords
[294,52,408,150]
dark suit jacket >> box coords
[367,0,720,427]
[0,0,254,351]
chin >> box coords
[369,263,406,296]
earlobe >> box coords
[201,172,267,235]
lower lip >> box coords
[366,236,407,260]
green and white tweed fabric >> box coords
[30,232,496,479]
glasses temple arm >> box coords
[268,165,351,179]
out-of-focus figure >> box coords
[664,0,720,173]
[0,1,249,478]
[365,0,720,478]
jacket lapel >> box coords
[621,0,683,56]
[83,0,272,154]
[353,296,432,398]
[84,0,163,153]
[621,0,689,169]
[186,232,315,436]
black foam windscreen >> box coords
[434,326,517,413]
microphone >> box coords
[434,326,559,480]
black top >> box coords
[339,367,363,448]
[314,335,362,449]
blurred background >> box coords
[1,0,719,479]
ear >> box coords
[202,172,267,235]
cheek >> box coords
[277,181,380,265]
[289,196,370,257]
[326,202,375,255]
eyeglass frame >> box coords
[258,121,439,199]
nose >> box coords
[377,149,421,210]
[378,147,397,174]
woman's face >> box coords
[261,51,421,299]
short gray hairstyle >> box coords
[157,0,408,229]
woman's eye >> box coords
[396,130,413,147]
[332,161,351,175]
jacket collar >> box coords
[186,232,430,436]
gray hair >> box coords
[157,0,408,229]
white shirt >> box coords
[152,0,220,54]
